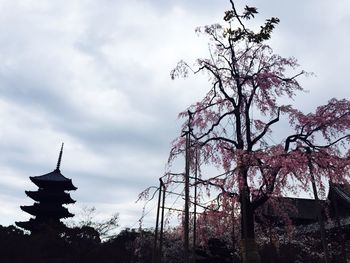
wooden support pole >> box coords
[184,131,190,263]
[192,146,198,263]
[159,179,166,262]
[152,179,162,263]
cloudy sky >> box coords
[0,0,349,230]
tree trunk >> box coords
[240,191,261,263]
[241,199,255,239]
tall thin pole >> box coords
[153,179,163,263]
[241,185,248,262]
[307,148,329,263]
[184,131,190,263]
[159,179,166,262]
[192,145,198,262]
[231,202,235,252]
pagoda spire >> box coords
[56,143,64,171]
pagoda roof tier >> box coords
[15,220,35,232]
[30,169,77,191]
[25,190,76,204]
[20,203,74,219]
[15,218,65,232]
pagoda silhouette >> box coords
[16,143,77,232]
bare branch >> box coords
[251,108,281,146]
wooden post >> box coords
[192,145,198,262]
[152,179,163,263]
[159,179,166,262]
[184,131,190,263]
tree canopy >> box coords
[169,0,350,243]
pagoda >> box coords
[16,143,77,232]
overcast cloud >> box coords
[0,0,349,229]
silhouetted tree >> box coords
[67,206,119,240]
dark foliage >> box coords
[0,225,153,263]
[0,223,349,262]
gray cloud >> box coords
[0,0,349,228]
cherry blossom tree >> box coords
[169,0,350,260]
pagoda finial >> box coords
[56,143,64,171]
